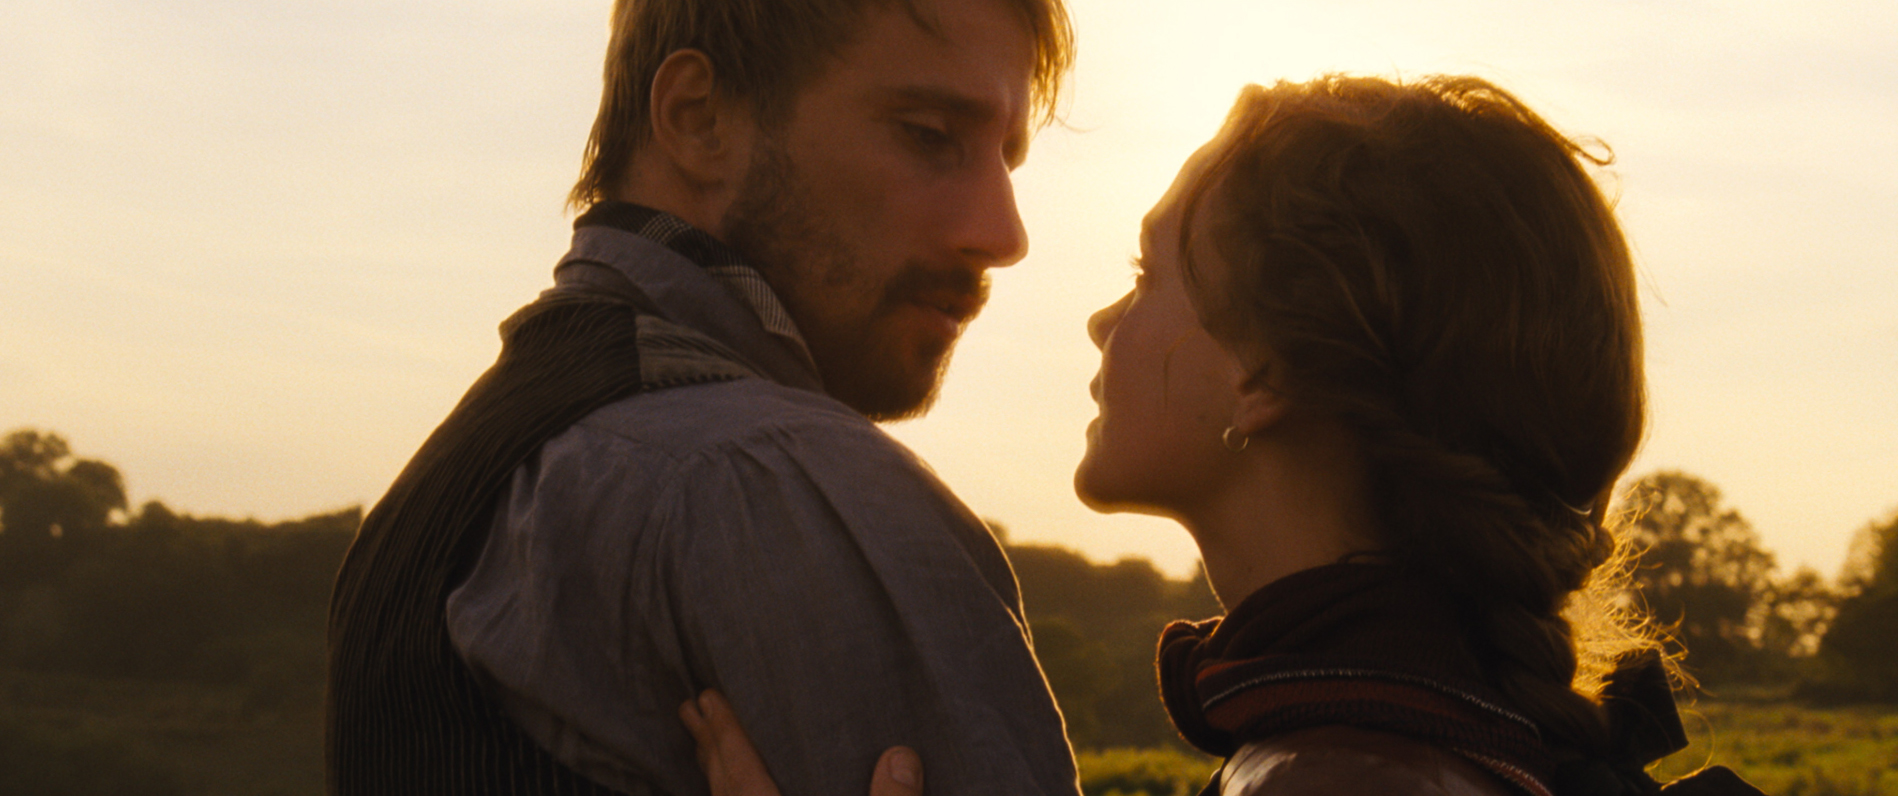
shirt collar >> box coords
[574,202,811,361]
[574,202,746,270]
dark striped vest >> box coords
[325,277,749,795]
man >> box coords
[326,0,1079,794]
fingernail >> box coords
[890,749,920,789]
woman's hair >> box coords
[1180,75,1659,759]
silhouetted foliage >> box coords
[0,429,128,579]
[1757,566,1838,662]
[1028,616,1118,743]
[0,488,358,686]
[0,431,362,794]
[1621,471,1784,682]
[1813,510,1898,701]
[1006,542,1220,750]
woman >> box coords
[686,75,1756,796]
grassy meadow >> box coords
[1650,697,1898,796]
[1073,696,1898,796]
[8,663,1897,796]
[0,667,323,796]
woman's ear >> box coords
[1228,365,1292,438]
[647,49,757,190]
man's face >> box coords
[720,0,1035,421]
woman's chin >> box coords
[1074,485,1117,514]
[1071,452,1115,510]
[1074,461,1161,517]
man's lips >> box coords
[908,290,983,326]
[887,264,989,328]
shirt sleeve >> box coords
[447,399,1080,796]
[659,418,1081,796]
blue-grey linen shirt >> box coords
[445,220,1080,796]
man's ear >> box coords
[647,49,756,190]
[1228,365,1293,439]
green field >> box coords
[1649,699,1898,796]
[9,665,1894,796]
[0,668,323,796]
[1074,699,1898,796]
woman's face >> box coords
[1075,164,1248,518]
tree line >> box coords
[0,429,354,708]
[3,427,1898,769]
[1617,470,1898,698]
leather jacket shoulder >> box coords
[1218,726,1519,796]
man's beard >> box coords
[720,137,987,421]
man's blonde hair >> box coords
[567,0,1074,212]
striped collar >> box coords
[574,202,809,357]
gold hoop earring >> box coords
[1221,426,1249,452]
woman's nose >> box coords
[1088,293,1131,349]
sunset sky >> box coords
[4,0,1894,579]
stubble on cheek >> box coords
[718,139,951,420]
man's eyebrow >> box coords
[874,85,996,120]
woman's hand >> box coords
[680,690,924,796]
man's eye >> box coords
[902,123,953,151]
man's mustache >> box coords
[885,264,991,323]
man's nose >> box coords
[953,161,1029,269]
[1088,293,1130,349]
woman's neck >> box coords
[1181,418,1382,610]
[1189,500,1378,610]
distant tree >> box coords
[0,436,362,792]
[1027,616,1118,745]
[0,428,71,487]
[130,500,179,532]
[1620,471,1777,682]
[1756,567,1837,662]
[1008,543,1219,749]
[1814,510,1898,701]
[0,429,127,575]
[0,430,128,532]
[983,517,1010,544]
[1835,510,1894,593]
[0,437,359,691]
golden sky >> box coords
[4,0,1894,578]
